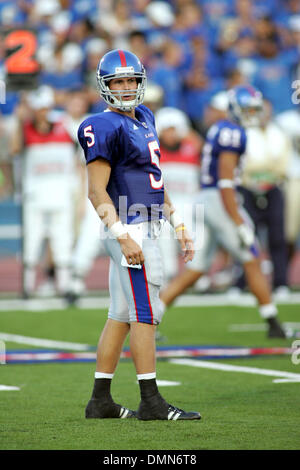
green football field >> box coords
[0,302,300,451]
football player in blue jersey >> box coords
[160,85,287,339]
[78,49,201,420]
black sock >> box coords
[46,266,55,279]
[91,378,113,401]
[267,317,279,327]
[138,378,159,400]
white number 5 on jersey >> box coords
[84,125,95,147]
[148,140,164,189]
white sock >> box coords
[259,303,278,319]
[94,372,114,379]
[56,267,71,294]
[70,276,85,295]
[23,267,36,293]
[137,372,156,381]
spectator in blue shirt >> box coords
[127,30,156,71]
[183,33,225,121]
[216,0,257,55]
[199,0,234,28]
[0,0,32,25]
[69,0,99,23]
[251,31,300,114]
[222,30,258,80]
[274,0,300,29]
[253,0,280,19]
[183,66,224,135]
[171,2,216,48]
[148,38,185,108]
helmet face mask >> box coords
[228,86,263,128]
[96,50,147,112]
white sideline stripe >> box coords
[0,298,70,312]
[272,379,300,383]
[0,297,111,311]
[0,225,21,239]
[0,292,300,312]
[0,332,90,351]
[174,294,255,307]
[229,324,267,332]
[169,358,300,382]
[173,292,300,307]
[229,322,300,332]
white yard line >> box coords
[0,385,20,391]
[0,332,90,351]
[169,358,300,384]
[156,380,181,386]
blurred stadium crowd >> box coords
[0,0,300,298]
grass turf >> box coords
[0,304,300,450]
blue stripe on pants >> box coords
[127,265,154,324]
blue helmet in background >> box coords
[228,85,263,127]
[96,49,147,112]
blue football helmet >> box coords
[96,49,147,112]
[228,85,263,127]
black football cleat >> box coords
[267,317,286,339]
[136,393,201,421]
[65,291,79,307]
[85,398,136,419]
[165,404,201,421]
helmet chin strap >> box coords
[106,83,143,111]
[109,94,136,111]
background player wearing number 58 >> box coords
[77,49,201,421]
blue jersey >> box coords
[200,119,246,189]
[78,105,164,224]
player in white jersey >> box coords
[62,90,107,303]
[276,107,300,264]
[11,86,77,297]
[155,107,202,282]
[234,100,290,297]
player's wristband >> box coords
[218,179,234,189]
[170,211,184,229]
[110,221,128,239]
[175,225,187,232]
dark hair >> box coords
[128,30,147,41]
[259,32,280,45]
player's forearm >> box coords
[163,189,175,220]
[163,188,187,232]
[220,187,244,226]
[88,185,120,229]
